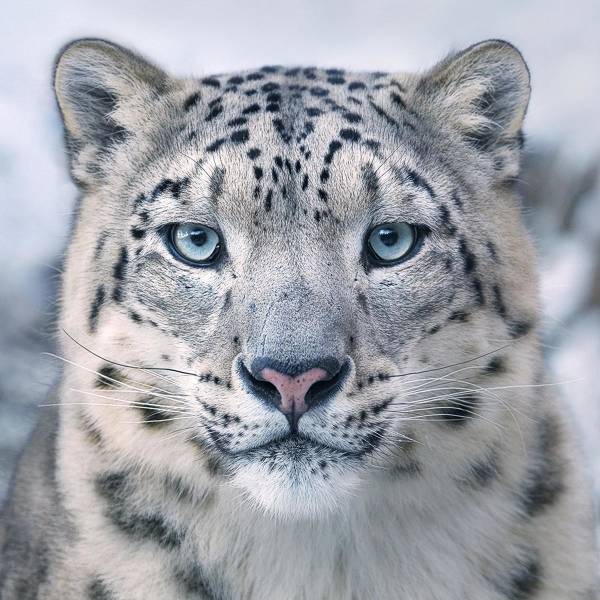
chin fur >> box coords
[229,441,362,519]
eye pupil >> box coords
[378,228,398,247]
[189,228,208,246]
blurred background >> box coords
[0,0,599,520]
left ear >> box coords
[415,39,530,169]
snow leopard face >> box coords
[55,38,535,517]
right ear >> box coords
[54,39,169,179]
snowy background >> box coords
[1,0,599,516]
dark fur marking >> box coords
[497,553,542,600]
[209,167,225,200]
[463,448,500,489]
[458,237,477,273]
[487,240,499,260]
[492,284,508,319]
[439,204,457,235]
[205,104,223,122]
[78,409,103,447]
[509,320,533,339]
[112,247,128,303]
[95,472,182,549]
[228,116,247,127]
[357,292,369,314]
[88,577,115,600]
[368,99,399,127]
[175,564,216,598]
[362,164,379,197]
[264,189,273,212]
[348,81,366,91]
[343,111,362,123]
[230,129,249,144]
[128,310,142,323]
[130,227,145,239]
[184,92,201,111]
[96,365,120,388]
[94,232,110,259]
[202,78,221,88]
[406,169,435,198]
[390,91,407,109]
[441,394,478,425]
[521,415,565,517]
[89,285,106,332]
[136,402,173,428]
[242,103,261,115]
[247,147,261,159]
[473,277,485,305]
[340,128,361,142]
[390,460,421,478]
[484,356,506,375]
[206,138,226,153]
[324,140,342,165]
[317,188,329,202]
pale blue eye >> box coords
[367,222,417,263]
[169,223,221,264]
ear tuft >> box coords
[54,39,167,162]
[417,40,531,152]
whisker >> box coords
[61,329,200,378]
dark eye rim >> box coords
[364,222,428,267]
[163,223,223,267]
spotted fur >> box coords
[0,38,598,599]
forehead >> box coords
[128,66,446,231]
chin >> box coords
[229,438,363,520]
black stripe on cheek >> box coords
[89,285,106,333]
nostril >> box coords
[238,362,281,405]
[305,362,348,407]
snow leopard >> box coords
[0,37,598,599]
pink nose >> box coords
[259,367,330,418]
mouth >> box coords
[211,431,372,464]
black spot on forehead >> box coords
[324,140,342,165]
[340,128,361,142]
[242,103,261,115]
[201,77,221,88]
[183,92,201,111]
[230,129,249,144]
